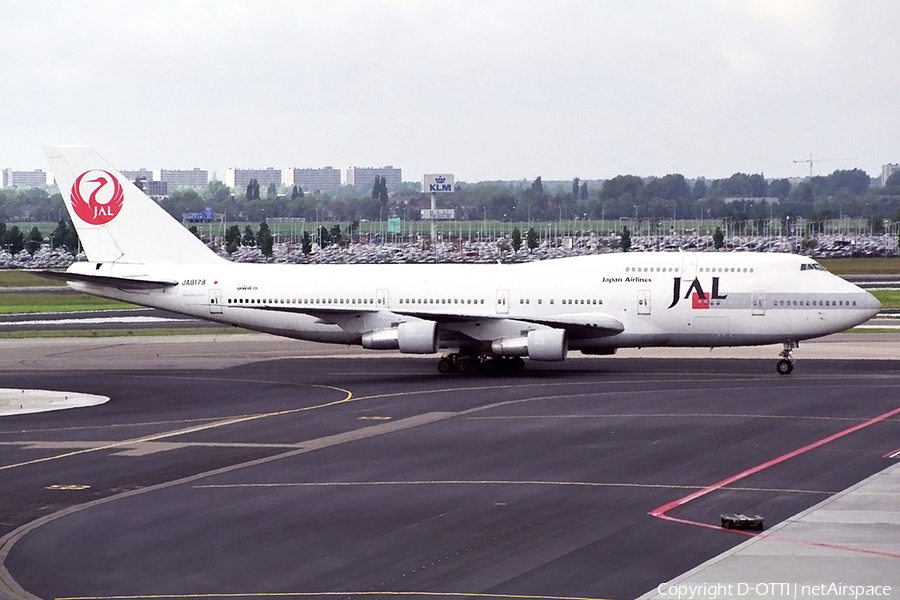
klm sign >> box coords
[423,173,455,193]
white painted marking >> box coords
[0,316,186,327]
[0,388,108,416]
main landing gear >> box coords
[776,340,797,375]
[437,353,525,375]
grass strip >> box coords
[0,327,251,339]
[0,292,136,313]
[0,271,67,288]
[870,289,900,309]
[819,257,900,275]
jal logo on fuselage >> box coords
[71,170,124,225]
[668,277,728,309]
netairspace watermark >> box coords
[656,582,893,599]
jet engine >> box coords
[491,328,567,361]
[361,321,438,354]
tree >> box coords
[531,176,543,195]
[246,179,260,201]
[203,180,231,203]
[371,175,382,199]
[50,219,79,254]
[25,226,43,255]
[329,224,343,247]
[526,227,538,251]
[885,171,900,188]
[317,225,332,248]
[713,226,724,250]
[291,185,304,200]
[371,176,389,216]
[242,225,256,247]
[256,221,275,258]
[601,175,643,201]
[224,225,241,254]
[266,182,277,199]
[188,225,201,239]
[300,230,312,255]
[257,220,274,257]
[511,227,522,252]
[692,179,708,200]
[620,226,631,252]
[580,181,588,200]
[767,178,792,198]
[572,178,580,200]
[828,169,870,195]
[5,225,24,255]
[378,177,389,209]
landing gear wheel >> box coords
[776,340,797,375]
[455,358,470,373]
[437,358,454,374]
[509,357,525,372]
[776,359,793,375]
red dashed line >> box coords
[650,405,900,542]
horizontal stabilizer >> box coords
[29,270,179,290]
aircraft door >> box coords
[751,290,766,316]
[681,254,698,282]
[376,288,390,309]
[209,289,223,314]
[637,289,651,315]
[495,289,509,314]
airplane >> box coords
[39,146,881,375]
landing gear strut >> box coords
[776,341,796,375]
[436,353,525,375]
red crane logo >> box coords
[71,170,124,225]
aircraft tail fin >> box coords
[43,145,222,265]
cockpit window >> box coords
[800,263,827,272]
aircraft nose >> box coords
[864,291,882,319]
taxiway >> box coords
[0,336,899,599]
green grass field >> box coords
[0,270,67,287]
[0,327,248,339]
[0,292,135,314]
[871,290,900,309]
[818,258,900,275]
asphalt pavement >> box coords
[0,340,898,599]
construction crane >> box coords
[792,154,858,177]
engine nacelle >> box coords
[361,321,438,354]
[491,328,567,362]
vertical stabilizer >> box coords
[43,145,221,265]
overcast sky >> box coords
[2,0,898,183]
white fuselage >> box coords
[67,251,880,356]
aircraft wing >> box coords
[230,304,624,340]
[525,312,625,338]
[29,270,179,290]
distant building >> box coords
[345,166,402,189]
[282,167,341,192]
[882,163,900,186]
[153,168,208,189]
[132,177,167,197]
[225,167,282,190]
[2,168,53,187]
[120,169,154,183]
[146,180,168,196]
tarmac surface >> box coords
[0,335,899,599]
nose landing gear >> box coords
[776,341,796,375]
